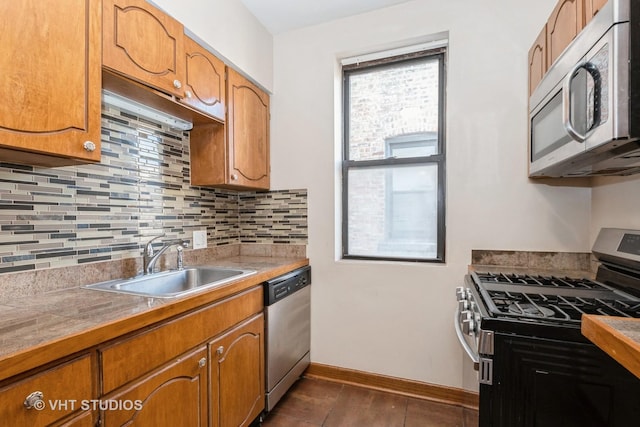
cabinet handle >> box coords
[83,141,96,152]
[173,79,182,89]
[185,90,192,98]
[24,391,44,410]
[198,357,207,368]
[216,346,224,355]
[230,174,238,181]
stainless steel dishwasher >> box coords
[264,266,311,412]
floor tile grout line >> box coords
[402,396,409,427]
[321,383,344,426]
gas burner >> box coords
[483,289,640,322]
[508,303,555,318]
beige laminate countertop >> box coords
[582,315,640,380]
[0,255,308,383]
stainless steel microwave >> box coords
[529,0,640,177]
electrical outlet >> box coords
[193,230,207,249]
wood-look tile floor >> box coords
[261,378,479,427]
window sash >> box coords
[341,159,446,263]
[342,48,446,263]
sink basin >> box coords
[83,267,257,298]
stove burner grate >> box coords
[476,272,606,289]
[486,290,640,322]
[508,302,555,318]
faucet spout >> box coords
[142,236,188,275]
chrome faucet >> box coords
[142,234,189,274]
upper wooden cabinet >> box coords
[102,0,227,124]
[227,68,270,190]
[190,68,270,190]
[103,0,186,98]
[182,36,226,122]
[0,0,102,166]
[546,0,584,66]
[584,0,608,25]
[529,0,608,94]
[528,25,547,95]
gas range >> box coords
[456,228,640,427]
[472,271,640,324]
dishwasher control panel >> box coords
[264,266,311,305]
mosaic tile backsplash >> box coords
[0,104,307,275]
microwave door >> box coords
[530,80,585,176]
[583,23,628,151]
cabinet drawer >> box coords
[0,355,93,427]
[100,286,262,393]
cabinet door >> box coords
[0,0,101,165]
[103,0,185,98]
[102,347,208,427]
[100,286,263,394]
[55,411,95,427]
[584,0,608,25]
[227,68,270,190]
[210,314,264,427]
[0,355,93,427]
[182,36,226,121]
[528,25,547,95]
[546,0,584,66]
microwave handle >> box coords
[562,61,602,142]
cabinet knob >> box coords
[230,174,238,181]
[24,391,44,410]
[198,357,207,368]
[216,346,224,355]
[83,141,96,152]
[173,79,182,89]
[185,90,192,98]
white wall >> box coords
[270,0,592,391]
[151,0,274,91]
[591,176,640,243]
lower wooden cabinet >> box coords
[0,355,94,427]
[56,410,96,427]
[101,347,208,426]
[1,285,268,426]
[210,314,264,427]
[98,286,265,426]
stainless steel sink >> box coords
[82,267,257,298]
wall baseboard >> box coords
[304,363,479,410]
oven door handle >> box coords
[454,310,479,370]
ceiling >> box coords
[240,0,415,34]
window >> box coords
[342,48,446,262]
